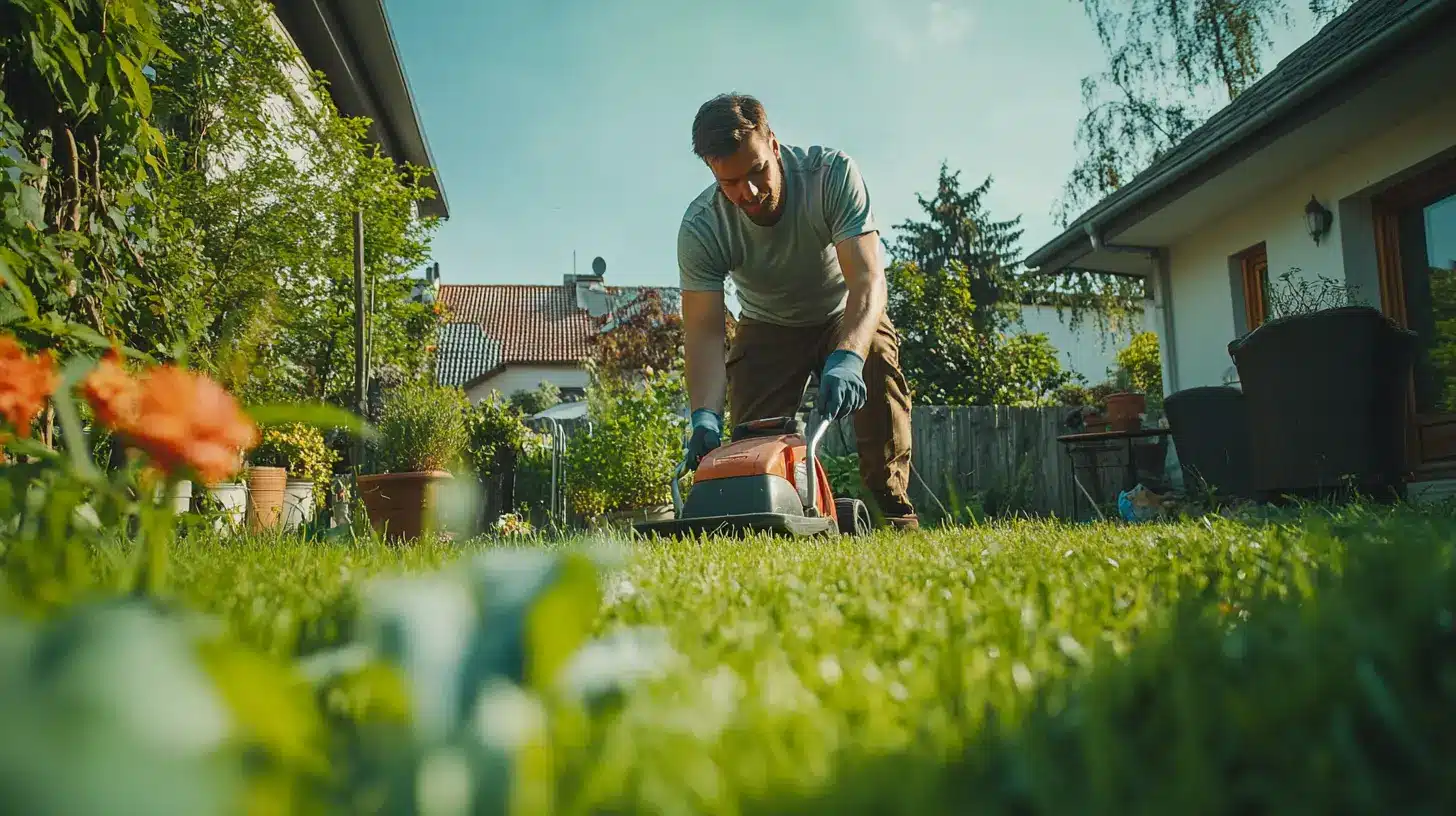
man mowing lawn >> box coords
[676,92,918,530]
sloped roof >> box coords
[435,283,680,384]
[434,322,501,387]
[1025,0,1456,271]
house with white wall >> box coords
[435,261,681,405]
[1025,0,1456,487]
[1011,302,1149,385]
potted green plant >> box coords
[464,393,531,529]
[565,367,685,528]
[358,379,470,542]
[247,423,338,532]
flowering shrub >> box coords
[493,511,534,536]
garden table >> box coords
[1056,427,1173,520]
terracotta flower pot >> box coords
[357,471,454,542]
[246,465,288,531]
[1104,392,1147,432]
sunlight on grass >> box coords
[59,501,1456,813]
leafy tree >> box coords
[886,258,1072,407]
[1058,0,1358,223]
[584,287,739,384]
[889,165,1024,337]
[145,0,317,384]
[0,0,178,443]
[885,166,1074,406]
[565,366,686,519]
[509,381,561,416]
[141,0,441,410]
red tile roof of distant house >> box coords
[434,282,681,388]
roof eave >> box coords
[1023,0,1453,273]
[268,0,449,220]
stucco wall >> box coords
[1013,303,1149,384]
[466,365,590,404]
[1166,87,1456,392]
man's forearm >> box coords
[835,268,887,359]
[686,335,728,415]
[832,231,888,359]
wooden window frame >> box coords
[1236,243,1269,331]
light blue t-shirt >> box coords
[676,144,878,327]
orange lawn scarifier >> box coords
[634,383,873,539]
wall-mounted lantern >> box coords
[1305,195,1333,245]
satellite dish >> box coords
[591,256,606,276]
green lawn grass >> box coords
[68,501,1456,813]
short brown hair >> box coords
[691,93,770,160]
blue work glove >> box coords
[684,408,722,470]
[818,349,867,420]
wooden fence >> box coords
[820,405,1166,523]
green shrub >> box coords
[1114,331,1162,396]
[464,392,530,479]
[565,367,686,519]
[368,380,470,474]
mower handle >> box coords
[670,417,832,519]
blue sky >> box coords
[383,0,1326,289]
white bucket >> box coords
[282,479,315,531]
[208,482,247,532]
[155,480,193,514]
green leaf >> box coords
[60,322,115,351]
[44,0,82,38]
[19,186,43,226]
[116,55,152,117]
[58,42,86,81]
[247,403,377,441]
[3,437,59,462]
[0,253,39,320]
[8,156,45,177]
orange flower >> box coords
[82,347,142,429]
[0,334,58,439]
[119,366,259,485]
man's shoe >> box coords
[885,514,920,531]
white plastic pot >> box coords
[208,482,247,532]
[155,480,193,515]
[282,479,315,532]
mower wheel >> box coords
[835,498,872,536]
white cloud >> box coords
[862,0,977,59]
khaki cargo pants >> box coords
[725,311,916,521]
